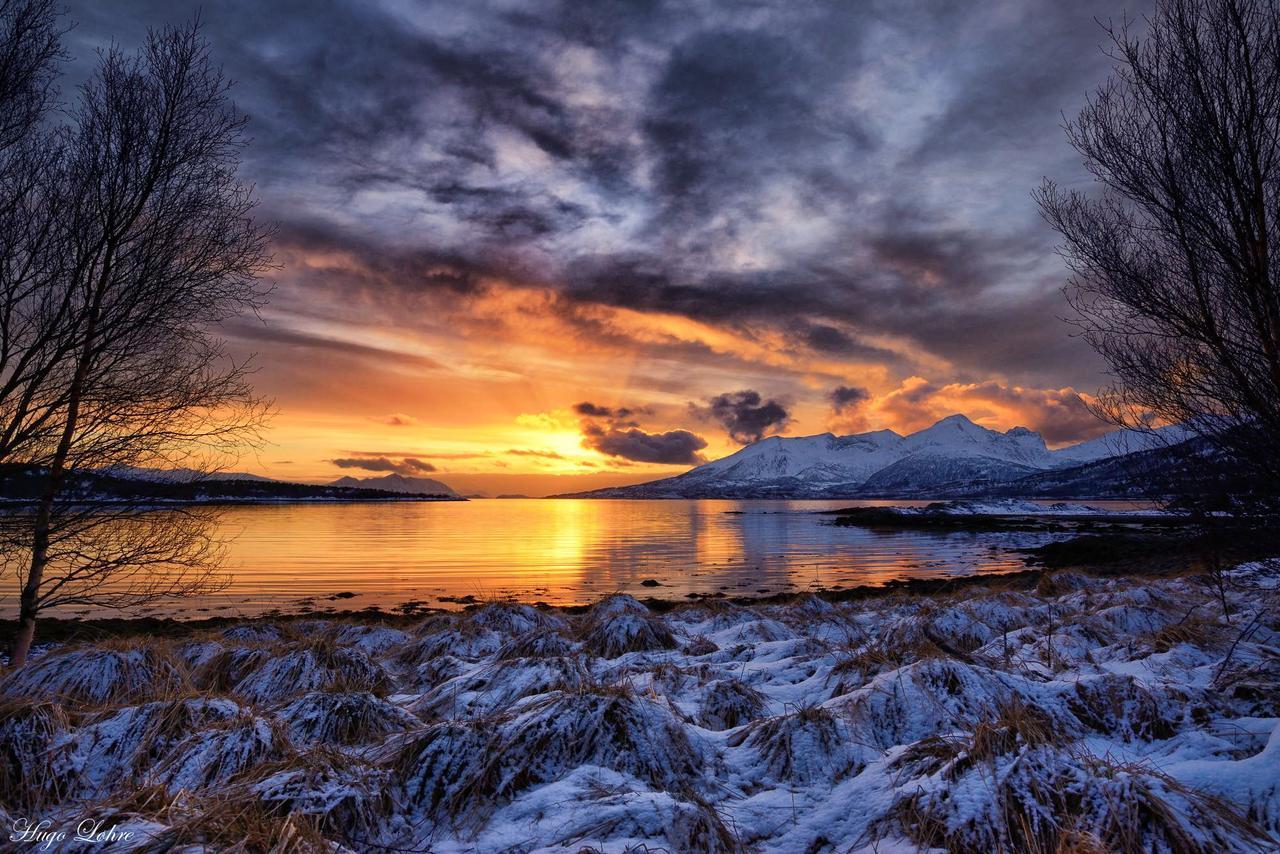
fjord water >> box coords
[22,498,1099,619]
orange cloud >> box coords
[872,376,1106,444]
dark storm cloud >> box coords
[696,390,791,445]
[829,385,870,413]
[572,401,636,420]
[63,0,1150,390]
[581,423,708,465]
[330,456,438,475]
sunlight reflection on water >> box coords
[1,498,1130,619]
[13,497,1162,619]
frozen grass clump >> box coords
[1062,673,1179,741]
[175,639,225,671]
[230,638,391,704]
[412,655,592,719]
[591,593,652,619]
[395,685,708,826]
[141,791,334,852]
[392,719,493,816]
[394,619,502,664]
[220,623,288,643]
[461,768,741,853]
[1214,656,1280,717]
[0,643,186,707]
[0,698,68,810]
[464,601,569,635]
[191,645,276,693]
[712,617,798,645]
[697,678,768,731]
[472,686,708,796]
[669,599,760,632]
[882,739,1273,854]
[683,634,719,656]
[728,705,865,786]
[55,696,243,798]
[243,747,393,845]
[494,628,578,660]
[276,690,420,746]
[840,659,1058,748]
[579,598,679,659]
[825,634,948,697]
[334,623,411,655]
[403,653,468,693]
[152,713,292,793]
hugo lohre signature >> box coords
[10,817,134,848]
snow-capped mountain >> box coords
[330,473,460,497]
[564,415,1191,499]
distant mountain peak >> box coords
[563,414,1189,499]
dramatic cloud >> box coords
[829,385,871,413]
[696,390,790,445]
[581,423,707,465]
[572,402,637,421]
[63,0,1143,392]
[57,0,1148,489]
[873,377,1108,445]
[573,398,706,465]
[330,456,438,475]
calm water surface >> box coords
[20,498,1114,619]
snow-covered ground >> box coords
[2,562,1278,852]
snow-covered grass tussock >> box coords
[2,562,1277,852]
[0,641,186,707]
[277,690,420,746]
[578,594,680,658]
[394,684,709,831]
[0,698,69,809]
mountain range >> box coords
[562,415,1192,499]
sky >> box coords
[65,0,1149,496]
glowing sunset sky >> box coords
[66,0,1149,496]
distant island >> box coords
[0,466,463,504]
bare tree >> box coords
[4,19,272,666]
[0,0,59,151]
[1037,0,1280,514]
[0,0,70,466]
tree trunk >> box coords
[9,454,60,668]
[8,514,46,665]
[8,273,104,667]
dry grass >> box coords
[697,678,767,731]
[883,743,1274,854]
[579,611,679,659]
[826,634,949,697]
[210,635,392,704]
[1064,674,1177,741]
[229,746,393,845]
[0,641,188,708]
[144,792,335,852]
[0,697,68,810]
[494,628,577,660]
[276,690,421,746]
[394,683,706,828]
[728,704,862,785]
